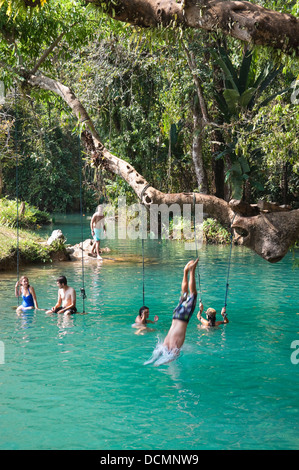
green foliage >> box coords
[14,237,51,263]
[0,0,98,88]
[213,48,285,119]
[0,0,299,216]
[0,223,53,264]
[235,96,299,206]
[69,31,197,196]
[202,218,231,245]
[160,216,230,244]
[212,45,293,200]
[0,196,51,227]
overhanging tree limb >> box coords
[85,0,299,57]
[24,69,299,263]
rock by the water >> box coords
[47,229,66,245]
[69,239,111,261]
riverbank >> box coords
[0,225,69,271]
[0,215,233,271]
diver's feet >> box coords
[190,258,199,270]
[184,258,199,272]
[184,260,194,272]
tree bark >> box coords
[184,46,209,194]
[24,70,299,263]
[86,0,299,57]
[211,128,225,199]
[232,207,299,263]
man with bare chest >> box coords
[46,276,77,315]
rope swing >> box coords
[193,193,202,304]
[14,85,20,304]
[78,136,86,313]
[140,184,151,306]
[193,193,235,312]
[224,214,236,309]
[142,236,145,305]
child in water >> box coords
[15,276,39,312]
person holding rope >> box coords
[197,303,229,328]
[15,275,39,312]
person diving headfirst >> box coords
[144,259,198,366]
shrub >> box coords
[0,197,51,229]
[202,218,231,244]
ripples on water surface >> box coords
[0,217,298,449]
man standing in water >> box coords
[145,258,198,366]
[90,205,106,260]
[46,276,77,315]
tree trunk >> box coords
[211,128,225,199]
[184,46,209,194]
[85,0,299,57]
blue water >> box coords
[0,215,298,450]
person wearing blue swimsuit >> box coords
[15,276,39,313]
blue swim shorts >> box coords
[172,293,197,323]
[93,228,104,241]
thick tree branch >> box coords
[86,0,299,56]
[25,71,101,139]
[24,70,299,263]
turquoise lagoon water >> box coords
[0,214,298,450]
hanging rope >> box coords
[193,193,202,303]
[14,85,20,304]
[78,137,86,312]
[224,214,236,309]
[140,184,151,306]
[142,236,145,305]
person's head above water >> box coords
[139,306,149,318]
[56,275,67,286]
[206,307,216,326]
[20,276,30,286]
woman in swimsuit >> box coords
[15,276,39,313]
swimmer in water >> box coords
[145,258,198,366]
[15,276,39,313]
[46,275,77,315]
[132,306,159,335]
[197,303,229,327]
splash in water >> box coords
[144,339,180,367]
